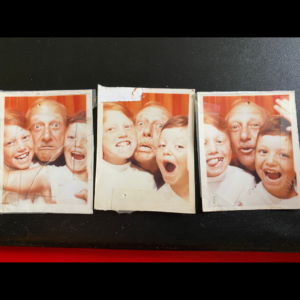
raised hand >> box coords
[274,98,292,132]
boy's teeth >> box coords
[117,142,130,147]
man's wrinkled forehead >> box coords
[30,103,66,123]
[136,106,171,122]
[227,103,268,123]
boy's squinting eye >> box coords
[6,141,14,146]
[258,149,267,154]
[175,145,184,149]
[67,135,75,140]
[158,143,166,148]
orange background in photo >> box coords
[5,95,86,117]
[203,95,290,117]
[122,93,189,116]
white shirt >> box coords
[242,182,300,207]
[207,165,256,208]
[97,159,157,210]
[47,165,88,205]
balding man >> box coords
[132,102,172,189]
[26,98,67,166]
[226,100,270,183]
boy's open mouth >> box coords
[72,151,85,161]
[163,161,176,173]
[206,157,224,167]
[265,169,282,181]
[116,141,131,148]
[14,152,30,161]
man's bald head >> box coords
[226,100,270,171]
[26,99,68,162]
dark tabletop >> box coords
[1,37,300,251]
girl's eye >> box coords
[175,145,184,149]
[159,144,165,148]
[125,125,132,129]
[7,141,14,146]
[279,153,288,158]
[23,135,29,140]
[138,122,144,126]
[108,127,115,131]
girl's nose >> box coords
[16,140,26,152]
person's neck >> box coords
[170,180,189,202]
[238,160,256,173]
[67,165,88,181]
[104,156,128,165]
[132,157,158,175]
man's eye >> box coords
[52,123,60,128]
[138,122,144,126]
[250,123,259,128]
[231,124,240,131]
[34,124,41,129]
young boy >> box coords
[3,111,90,206]
[98,102,156,210]
[156,115,190,202]
[242,116,298,207]
[203,112,256,208]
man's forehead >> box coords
[31,102,65,117]
[137,106,170,120]
[228,104,267,122]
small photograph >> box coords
[95,87,195,214]
[198,91,300,212]
[0,90,94,214]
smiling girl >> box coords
[203,112,256,208]
[98,103,156,210]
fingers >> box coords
[275,98,292,114]
[74,189,88,201]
